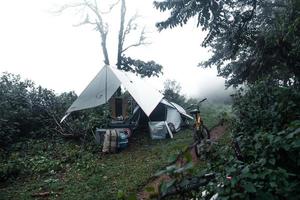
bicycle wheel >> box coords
[194,126,210,158]
[193,125,210,141]
[202,125,210,139]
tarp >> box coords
[110,66,163,117]
[66,66,121,114]
[160,99,193,120]
[61,65,163,121]
[170,102,193,120]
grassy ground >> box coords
[0,130,195,200]
[0,103,231,200]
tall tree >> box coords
[57,0,162,78]
[154,0,300,86]
[163,79,186,105]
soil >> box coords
[137,123,228,200]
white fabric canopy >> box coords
[66,66,121,114]
[61,65,163,122]
[170,102,193,120]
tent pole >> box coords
[105,65,109,127]
[105,65,108,103]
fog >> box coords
[0,0,231,101]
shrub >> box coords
[0,72,111,149]
[202,80,300,199]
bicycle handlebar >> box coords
[187,98,207,109]
[198,98,207,104]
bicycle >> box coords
[188,98,210,158]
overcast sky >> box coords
[0,0,228,98]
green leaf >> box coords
[145,186,155,193]
[174,162,193,174]
[167,154,178,163]
[183,151,192,162]
[243,182,256,193]
[292,139,300,148]
[286,128,300,139]
[241,166,250,174]
[127,194,137,200]
[117,190,125,199]
[257,191,274,200]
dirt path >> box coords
[137,123,228,200]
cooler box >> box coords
[116,129,129,150]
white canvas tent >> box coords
[61,65,164,122]
[61,65,193,134]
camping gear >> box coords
[102,129,118,153]
[101,129,129,153]
[148,121,168,139]
[60,65,193,139]
[148,121,174,139]
[132,100,193,133]
[95,128,106,144]
[117,129,129,150]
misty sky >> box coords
[0,0,228,98]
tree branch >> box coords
[121,27,150,53]
[52,3,86,14]
[73,14,98,27]
[75,0,110,65]
[122,12,140,45]
[100,0,121,14]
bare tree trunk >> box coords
[117,0,126,69]
[100,29,110,65]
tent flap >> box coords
[65,66,121,114]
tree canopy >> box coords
[154,0,300,86]
[163,79,186,106]
[154,1,300,199]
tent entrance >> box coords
[149,103,167,121]
[115,98,123,117]
[109,96,129,120]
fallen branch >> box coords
[51,114,83,139]
[31,191,62,198]
[31,192,51,197]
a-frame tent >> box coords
[61,65,164,122]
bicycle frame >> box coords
[195,112,202,131]
[189,98,207,131]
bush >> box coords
[0,72,109,149]
[0,73,61,146]
[0,157,24,182]
[201,80,300,199]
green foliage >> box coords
[120,56,163,77]
[154,1,300,197]
[154,0,300,87]
[0,72,111,149]
[224,81,300,199]
[0,72,78,148]
[196,80,300,199]
[162,79,186,106]
[0,156,24,182]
